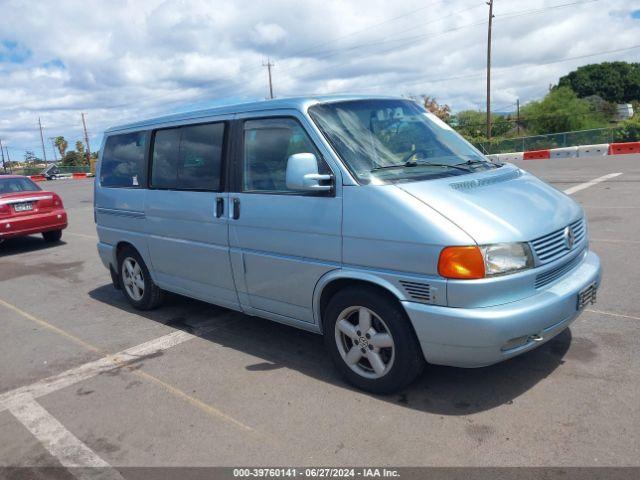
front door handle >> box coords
[232,198,240,220]
[215,197,224,218]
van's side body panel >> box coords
[144,189,238,309]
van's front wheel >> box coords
[118,246,163,310]
[324,286,424,394]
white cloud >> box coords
[0,0,639,157]
[251,22,288,46]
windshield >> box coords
[0,177,42,194]
[308,99,496,184]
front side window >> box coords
[243,118,326,193]
[151,122,225,191]
[101,132,146,188]
[0,177,41,193]
[309,99,497,184]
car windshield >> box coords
[308,99,497,184]
[0,177,42,194]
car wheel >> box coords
[117,246,163,310]
[42,229,62,243]
[323,286,425,394]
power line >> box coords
[102,0,452,111]
[92,0,601,114]
[276,0,602,80]
[369,44,640,91]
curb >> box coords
[487,141,640,162]
[29,173,93,181]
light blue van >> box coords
[95,96,601,393]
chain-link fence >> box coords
[14,165,91,176]
[473,128,618,154]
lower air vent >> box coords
[399,280,431,303]
[534,250,584,289]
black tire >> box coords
[117,246,163,310]
[42,229,62,243]
[323,286,425,394]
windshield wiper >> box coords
[372,161,472,173]
[454,159,497,168]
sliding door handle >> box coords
[232,198,240,220]
[215,197,224,218]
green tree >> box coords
[454,110,513,140]
[557,62,640,103]
[24,151,38,163]
[61,151,82,167]
[75,140,85,155]
[54,136,68,158]
[613,117,640,142]
[421,96,451,121]
[520,87,608,135]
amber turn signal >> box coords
[438,246,485,279]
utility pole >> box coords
[486,0,494,139]
[0,138,5,173]
[5,147,11,173]
[262,58,275,99]
[38,117,47,163]
[81,113,92,164]
[516,98,520,135]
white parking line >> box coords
[586,308,640,321]
[563,172,623,195]
[0,330,194,413]
[9,399,124,480]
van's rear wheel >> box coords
[324,286,424,394]
[118,246,163,310]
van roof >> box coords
[105,94,401,133]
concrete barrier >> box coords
[550,146,578,159]
[496,152,524,162]
[577,144,609,157]
[523,149,551,160]
[609,142,640,155]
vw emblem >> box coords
[564,226,575,250]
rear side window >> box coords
[151,122,225,191]
[100,132,146,188]
[0,177,41,193]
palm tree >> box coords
[54,136,68,158]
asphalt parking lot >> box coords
[1,155,639,472]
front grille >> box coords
[534,249,584,289]
[399,280,431,303]
[531,218,585,264]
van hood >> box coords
[395,164,583,245]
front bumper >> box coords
[403,250,601,367]
[0,210,68,239]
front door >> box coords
[145,121,239,310]
[229,115,342,323]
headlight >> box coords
[480,243,533,276]
[438,243,533,279]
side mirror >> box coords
[285,153,332,192]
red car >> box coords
[0,175,67,244]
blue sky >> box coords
[1,0,640,160]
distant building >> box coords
[616,104,634,121]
